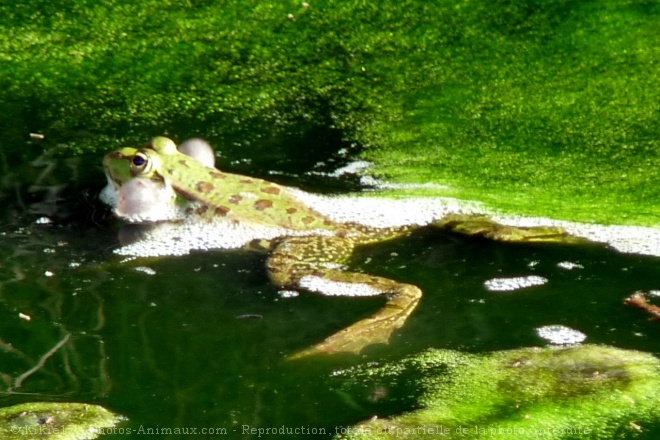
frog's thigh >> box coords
[266,235,355,288]
[267,236,422,357]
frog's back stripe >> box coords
[167,160,336,231]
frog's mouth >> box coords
[99,175,119,207]
[103,150,136,184]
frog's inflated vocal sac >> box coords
[102,137,577,358]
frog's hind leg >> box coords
[267,236,421,359]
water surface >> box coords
[0,158,658,438]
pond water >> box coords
[0,150,659,439]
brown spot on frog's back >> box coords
[286,207,298,214]
[240,179,254,184]
[228,194,243,204]
[261,186,281,195]
[210,171,226,179]
[254,199,273,211]
[215,206,231,216]
[196,181,215,193]
[195,205,209,216]
[301,216,316,225]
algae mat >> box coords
[0,402,124,439]
[1,0,659,227]
[334,345,660,439]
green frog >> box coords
[102,137,577,358]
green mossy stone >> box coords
[335,345,660,439]
[0,402,124,440]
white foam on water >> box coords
[484,275,548,292]
[299,275,383,297]
[108,185,660,259]
[557,261,584,270]
[536,325,587,345]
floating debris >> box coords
[18,313,31,321]
[44,271,54,277]
[536,325,587,345]
[34,217,52,225]
[484,275,548,292]
[624,291,660,321]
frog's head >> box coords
[101,136,220,222]
[100,137,183,222]
[103,136,215,186]
[102,136,175,189]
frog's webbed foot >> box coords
[267,236,421,359]
[433,214,584,244]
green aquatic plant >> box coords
[0,402,124,440]
[1,1,659,226]
[334,345,660,439]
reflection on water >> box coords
[0,223,112,402]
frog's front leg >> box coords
[434,213,584,243]
[267,236,421,359]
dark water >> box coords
[0,155,659,439]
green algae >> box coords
[363,1,660,227]
[334,345,660,439]
[0,402,124,439]
[1,0,659,225]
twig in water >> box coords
[11,333,71,390]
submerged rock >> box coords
[334,345,660,439]
[0,402,124,440]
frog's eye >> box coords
[130,151,151,175]
[132,155,146,167]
